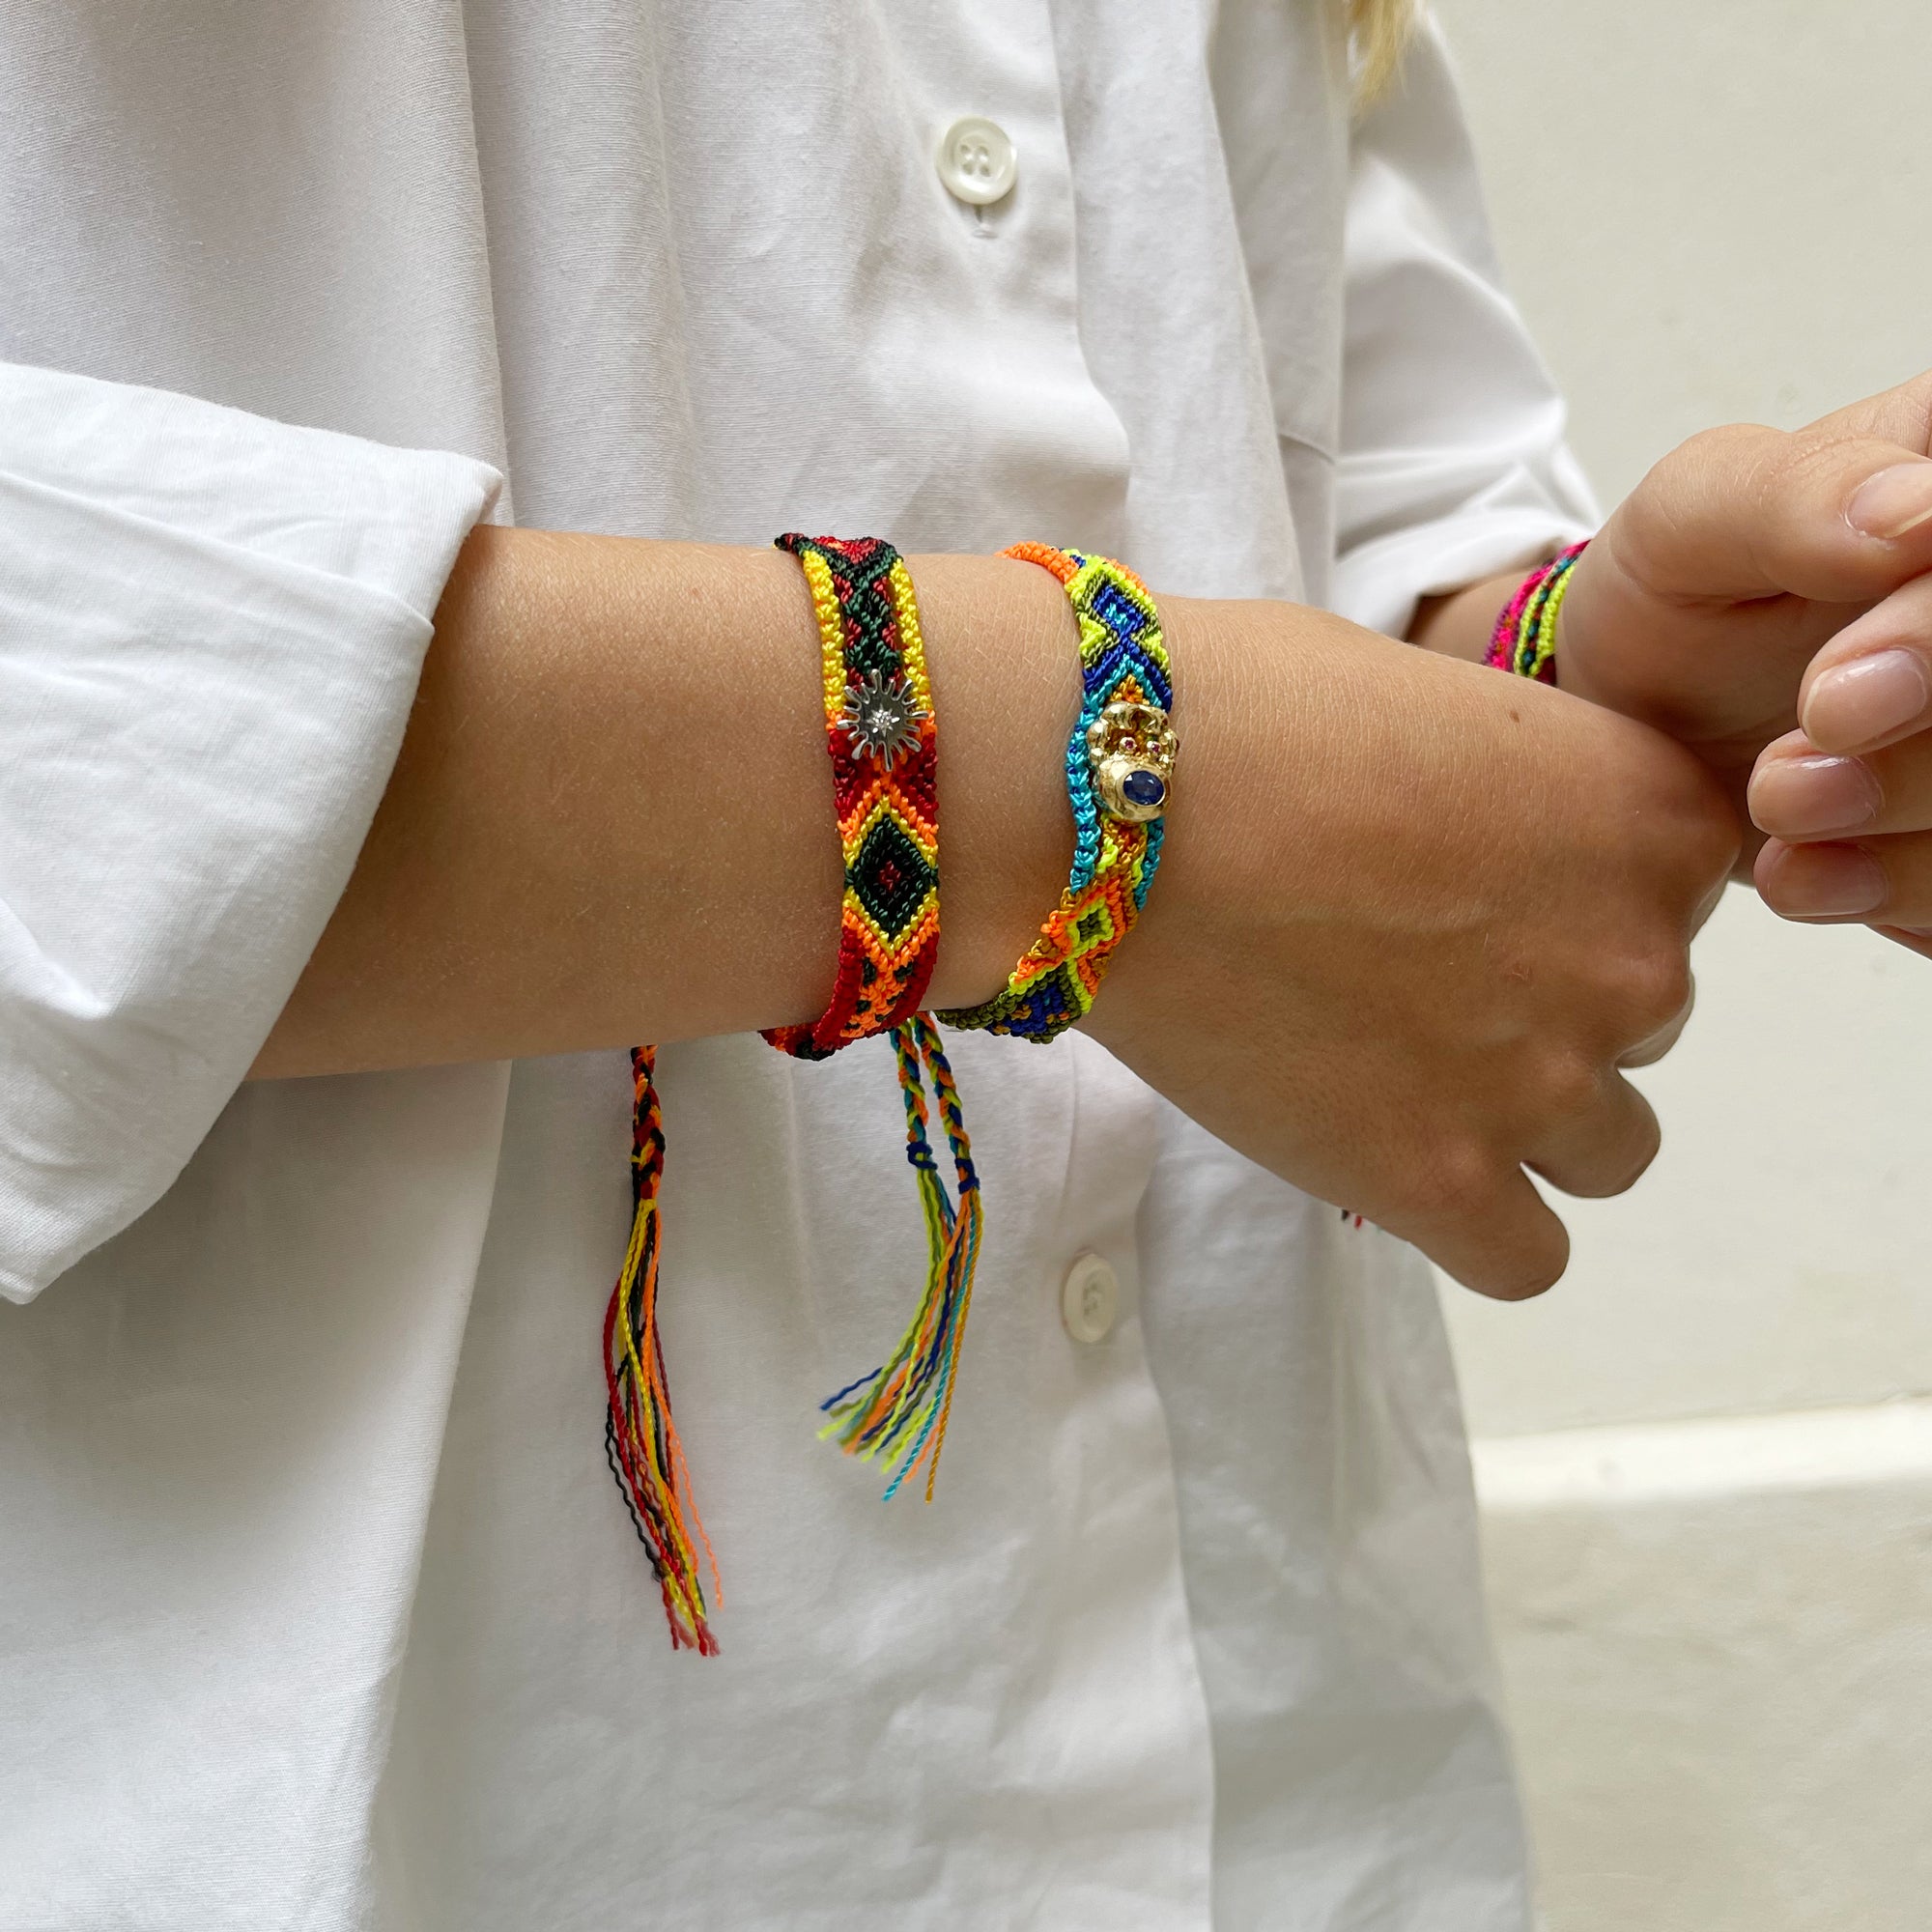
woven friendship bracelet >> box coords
[763,534,940,1055]
[761,536,980,1502]
[937,543,1178,1043]
[606,537,983,1653]
[1486,540,1587,683]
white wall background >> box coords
[1428,3,1932,1926]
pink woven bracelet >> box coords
[1485,541,1588,683]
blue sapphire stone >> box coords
[1122,768,1166,810]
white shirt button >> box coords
[937,117,1017,208]
[1060,1252,1120,1345]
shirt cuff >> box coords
[0,362,504,1301]
[1331,494,1596,642]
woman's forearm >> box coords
[249,521,1740,1299]
[254,526,1525,1084]
[252,529,1081,1077]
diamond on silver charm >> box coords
[838,670,928,764]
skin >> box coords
[1423,370,1932,958]
[261,372,1932,1302]
[252,541,1081,1069]
[256,527,1738,1304]
[1546,372,1932,954]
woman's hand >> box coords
[1088,602,1738,1302]
[1746,577,1932,952]
[1549,374,1932,905]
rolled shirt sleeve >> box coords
[0,361,502,1302]
[1331,14,1599,640]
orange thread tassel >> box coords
[603,1047,721,1653]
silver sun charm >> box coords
[838,669,928,765]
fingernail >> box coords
[1761,843,1888,919]
[1747,753,1880,837]
[1849,462,1932,540]
[1802,649,1930,749]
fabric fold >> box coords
[1329,19,1598,639]
[0,360,503,1301]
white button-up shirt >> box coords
[0,5,1592,1926]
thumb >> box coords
[1610,412,1932,610]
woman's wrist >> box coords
[1407,571,1524,663]
[1083,593,1378,1052]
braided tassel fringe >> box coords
[603,1047,721,1654]
[819,1015,983,1502]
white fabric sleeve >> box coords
[0,361,504,1303]
[1332,15,1600,640]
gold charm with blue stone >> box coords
[1085,697,1178,823]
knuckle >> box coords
[1577,1106,1663,1201]
[1687,422,1762,471]
[1610,946,1693,1037]
[1762,421,1872,510]
[1700,425,1779,510]
[1661,753,1745,856]
[1624,739,1738,891]
[1692,796,1745,882]
[1621,1111,1664,1191]
[1762,423,1833,494]
[1535,1050,1604,1127]
[1654,422,1748,485]
[1405,1136,1503,1225]
[1624,429,1747,557]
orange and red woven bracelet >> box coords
[763,534,940,1055]
[605,534,980,1653]
[601,535,1179,1654]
